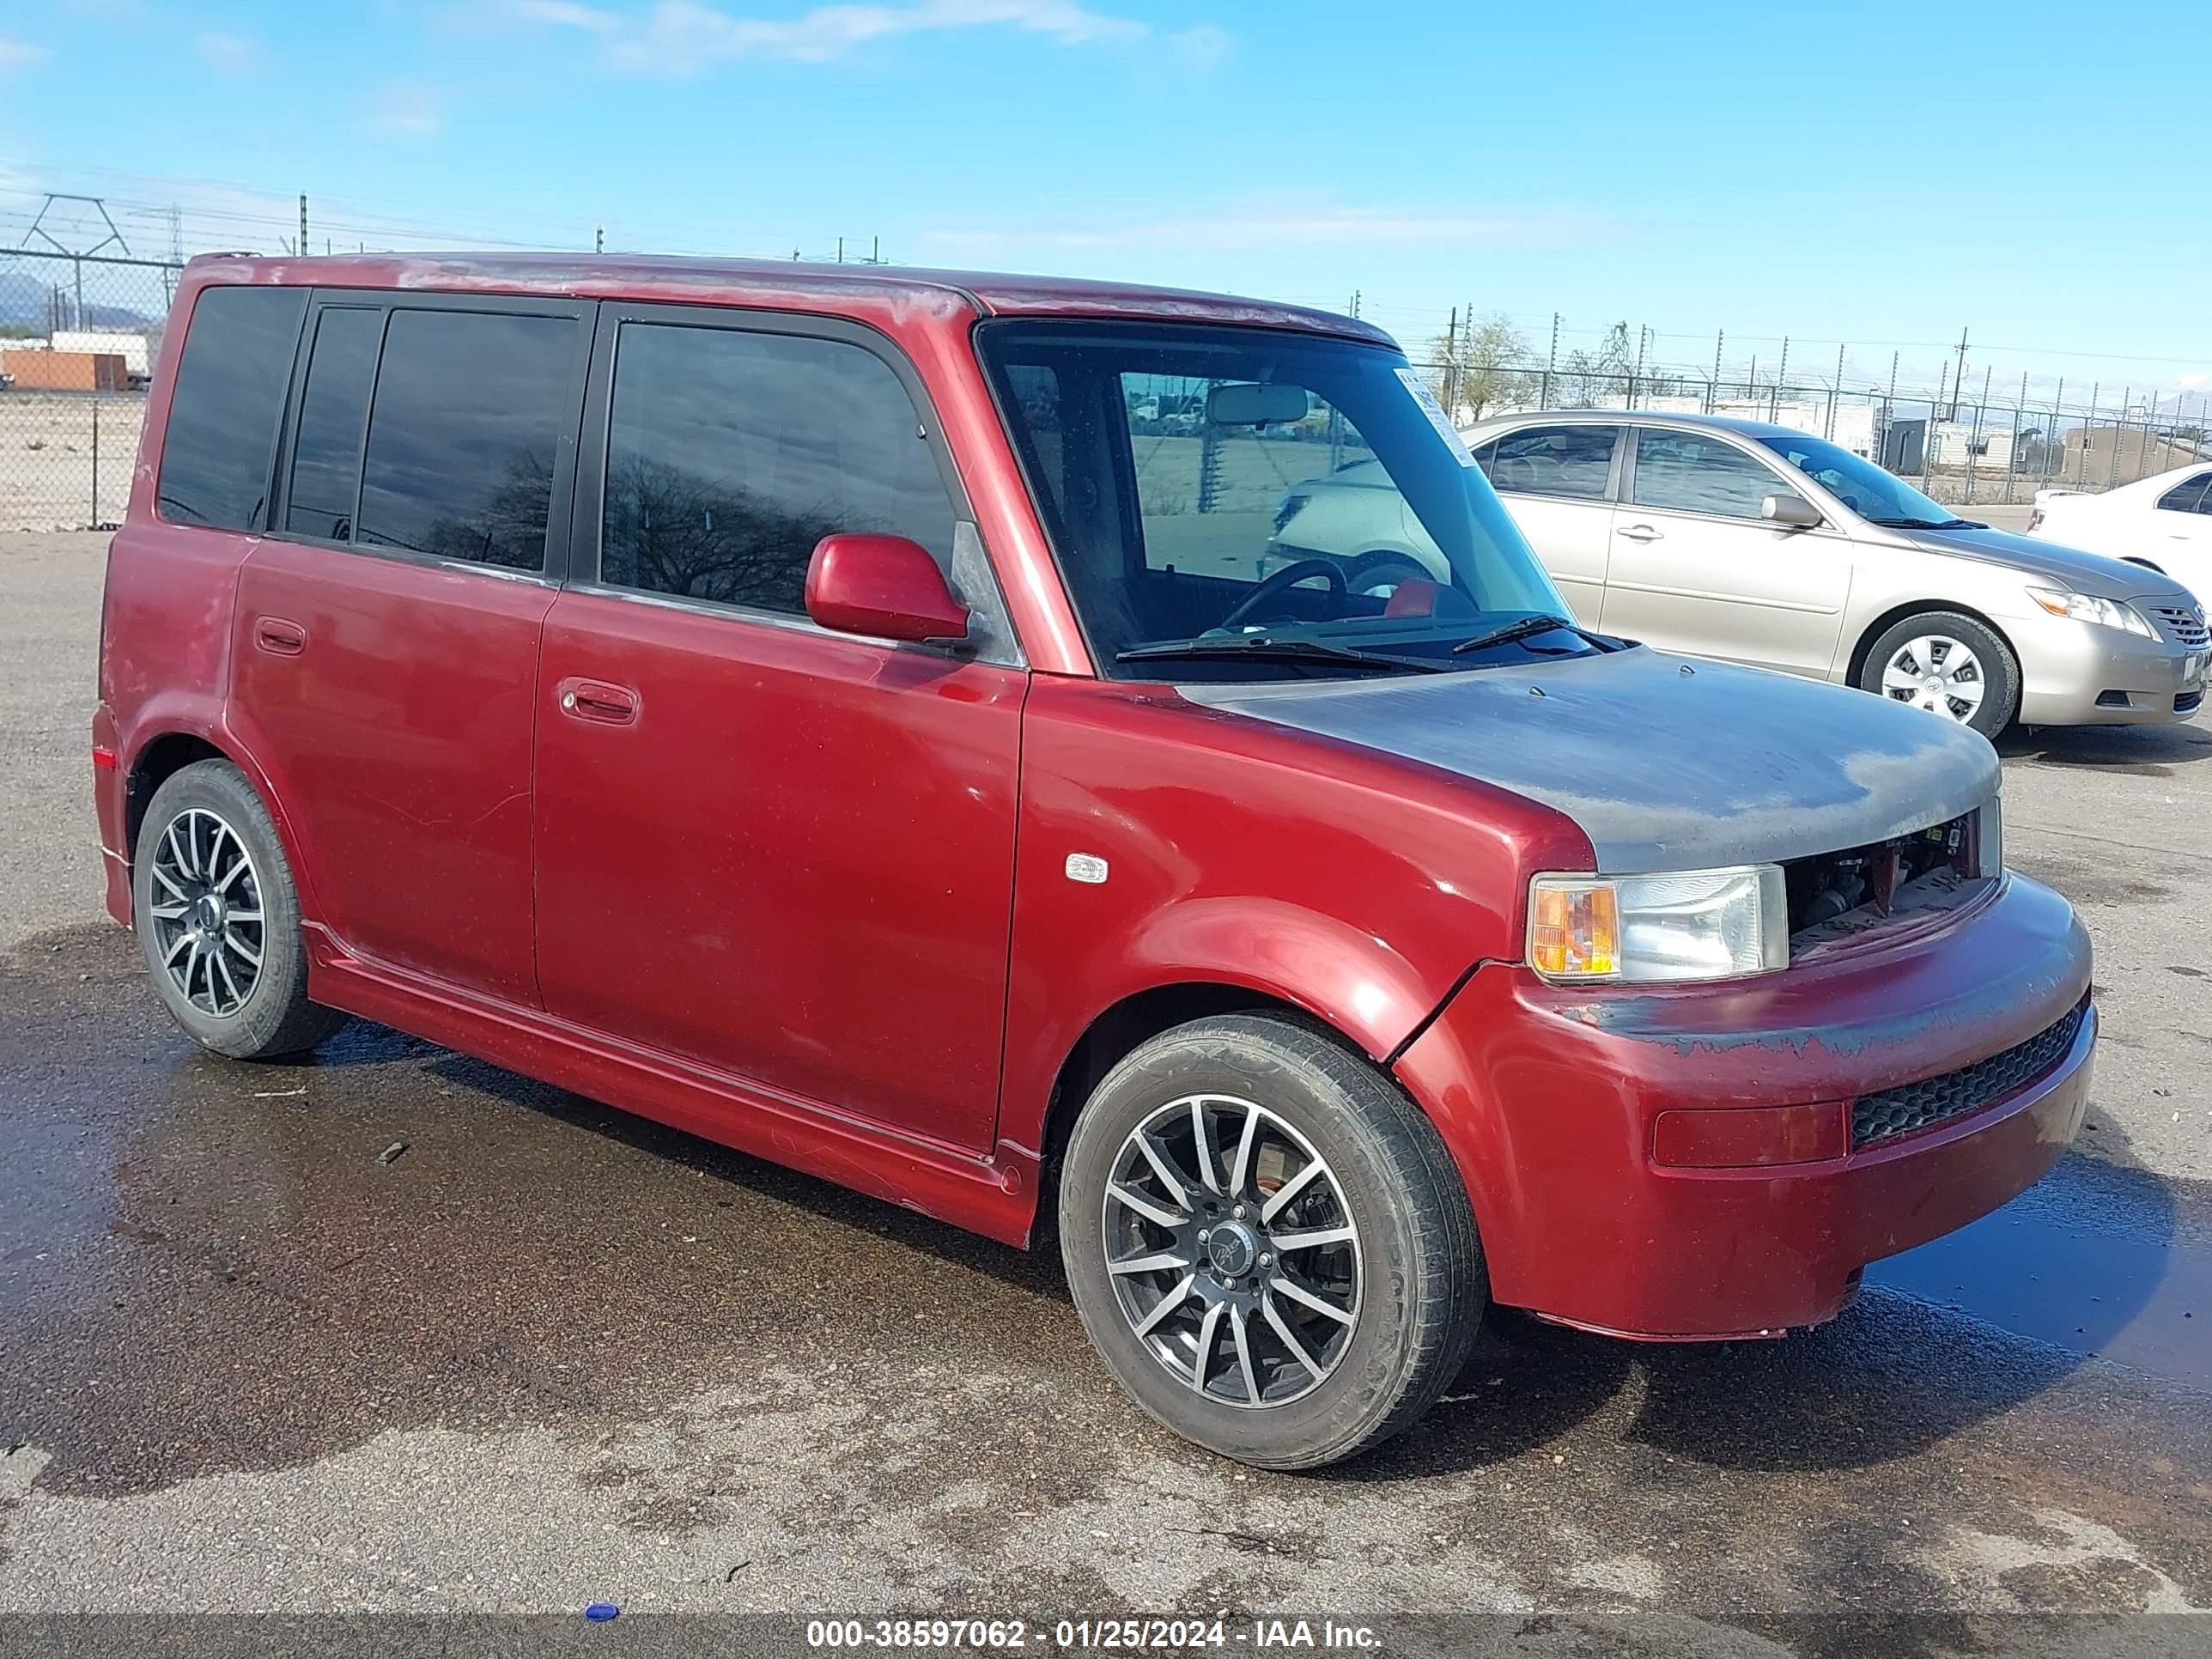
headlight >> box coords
[2027,586,2156,638]
[1528,866,1788,983]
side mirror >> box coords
[1762,491,1822,529]
[805,533,971,647]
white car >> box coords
[2028,461,2212,601]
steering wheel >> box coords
[1343,550,1436,596]
[1218,558,1346,631]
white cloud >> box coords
[0,36,51,72]
[196,30,262,77]
[507,0,623,28]
[1166,21,1229,70]
[2179,372,2207,389]
[362,82,447,137]
[503,0,1201,73]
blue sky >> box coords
[3,0,2209,405]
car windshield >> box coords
[1760,432,1965,526]
[977,319,1586,679]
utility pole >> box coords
[595,225,605,253]
[1952,327,1969,420]
[299,194,308,256]
[1443,307,1459,422]
[1546,312,1559,409]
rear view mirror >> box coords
[805,533,971,647]
[1206,382,1309,427]
[1762,491,1822,529]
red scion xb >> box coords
[92,253,2094,1468]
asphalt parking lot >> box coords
[3,530,2209,1650]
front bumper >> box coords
[1394,871,2093,1339]
[2008,608,2204,725]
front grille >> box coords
[2151,603,2209,649]
[1850,1001,2088,1150]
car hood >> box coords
[1893,520,2186,601]
[1178,647,1997,874]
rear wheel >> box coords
[1058,1014,1485,1469]
[1857,610,2019,738]
[133,760,347,1060]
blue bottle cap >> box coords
[585,1603,620,1621]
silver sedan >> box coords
[1266,410,2207,738]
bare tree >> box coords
[1558,321,1636,409]
[1427,312,1533,422]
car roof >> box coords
[1459,407,1832,447]
[179,251,1394,346]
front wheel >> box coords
[133,759,348,1060]
[1058,1015,1485,1469]
[1857,610,2020,738]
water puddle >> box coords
[1869,1153,2212,1391]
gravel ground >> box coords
[1,532,2207,1651]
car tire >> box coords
[133,759,348,1060]
[1058,1013,1485,1469]
[1857,610,2020,738]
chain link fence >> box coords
[0,248,179,532]
[1413,360,2210,509]
[3,242,2203,532]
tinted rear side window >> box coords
[285,307,383,541]
[599,323,956,614]
[356,309,579,570]
[155,286,307,531]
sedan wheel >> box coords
[1880,634,1986,724]
[1856,610,2020,738]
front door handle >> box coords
[556,677,640,726]
[253,617,307,655]
[1616,524,1664,543]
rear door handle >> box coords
[556,677,640,726]
[1616,525,1664,543]
[253,617,307,655]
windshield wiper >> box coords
[1864,515,1979,530]
[1450,613,1612,656]
[1116,635,1448,673]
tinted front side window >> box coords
[155,285,307,531]
[357,310,578,570]
[599,323,956,615]
[2156,473,2212,514]
[285,307,382,540]
[1632,429,1783,519]
[1483,425,1619,500]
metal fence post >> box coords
[90,396,99,526]
[2003,372,2025,504]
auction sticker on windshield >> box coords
[1395,367,1478,465]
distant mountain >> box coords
[0,269,159,331]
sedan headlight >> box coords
[1528,866,1789,983]
[2027,586,2156,638]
